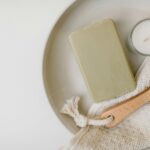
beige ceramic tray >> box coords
[43,0,149,133]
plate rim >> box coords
[42,0,78,134]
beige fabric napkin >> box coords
[61,57,150,150]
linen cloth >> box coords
[62,57,150,150]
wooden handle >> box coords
[99,88,150,128]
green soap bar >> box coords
[69,19,136,102]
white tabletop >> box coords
[0,0,73,149]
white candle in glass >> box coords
[130,19,150,55]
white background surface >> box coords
[0,0,73,149]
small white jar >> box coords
[129,19,150,56]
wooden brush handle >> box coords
[100,88,150,128]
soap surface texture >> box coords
[69,19,136,102]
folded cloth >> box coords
[61,57,150,150]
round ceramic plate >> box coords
[43,0,149,133]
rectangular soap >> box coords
[69,19,136,102]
